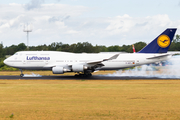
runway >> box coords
[0,75,179,80]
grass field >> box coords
[1,80,180,120]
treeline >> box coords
[2,41,147,56]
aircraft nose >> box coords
[3,58,10,66]
[3,59,8,65]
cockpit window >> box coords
[14,53,18,55]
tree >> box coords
[173,34,180,43]
[107,45,121,52]
[17,43,27,51]
[134,42,147,52]
[98,45,108,52]
[119,45,132,52]
[170,34,180,51]
[73,42,94,53]
[48,42,63,51]
[61,44,70,52]
[0,43,4,58]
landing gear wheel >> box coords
[19,69,24,77]
[20,74,24,77]
[85,72,92,77]
[74,72,92,77]
[88,73,92,77]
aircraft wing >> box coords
[61,54,119,71]
[87,54,119,64]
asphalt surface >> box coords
[0,75,179,80]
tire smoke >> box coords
[105,55,180,79]
[23,72,42,77]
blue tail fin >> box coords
[138,28,177,53]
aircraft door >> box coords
[45,60,49,65]
[136,60,139,65]
[22,53,26,65]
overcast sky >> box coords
[0,0,180,47]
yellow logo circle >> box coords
[157,35,170,48]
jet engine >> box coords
[72,64,88,72]
[52,66,64,74]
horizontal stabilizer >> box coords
[146,54,171,59]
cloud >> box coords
[0,3,180,47]
[24,0,61,11]
[106,14,134,34]
[105,14,172,36]
[49,15,70,23]
[24,0,44,10]
[0,4,88,46]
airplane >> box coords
[3,28,177,77]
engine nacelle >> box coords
[72,64,87,72]
[52,66,64,74]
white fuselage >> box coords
[4,51,172,72]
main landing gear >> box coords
[75,72,92,77]
[20,69,24,77]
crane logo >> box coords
[157,35,170,48]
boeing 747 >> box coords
[4,28,177,77]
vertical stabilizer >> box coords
[138,28,177,53]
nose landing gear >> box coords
[20,69,24,77]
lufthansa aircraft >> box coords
[4,28,177,77]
